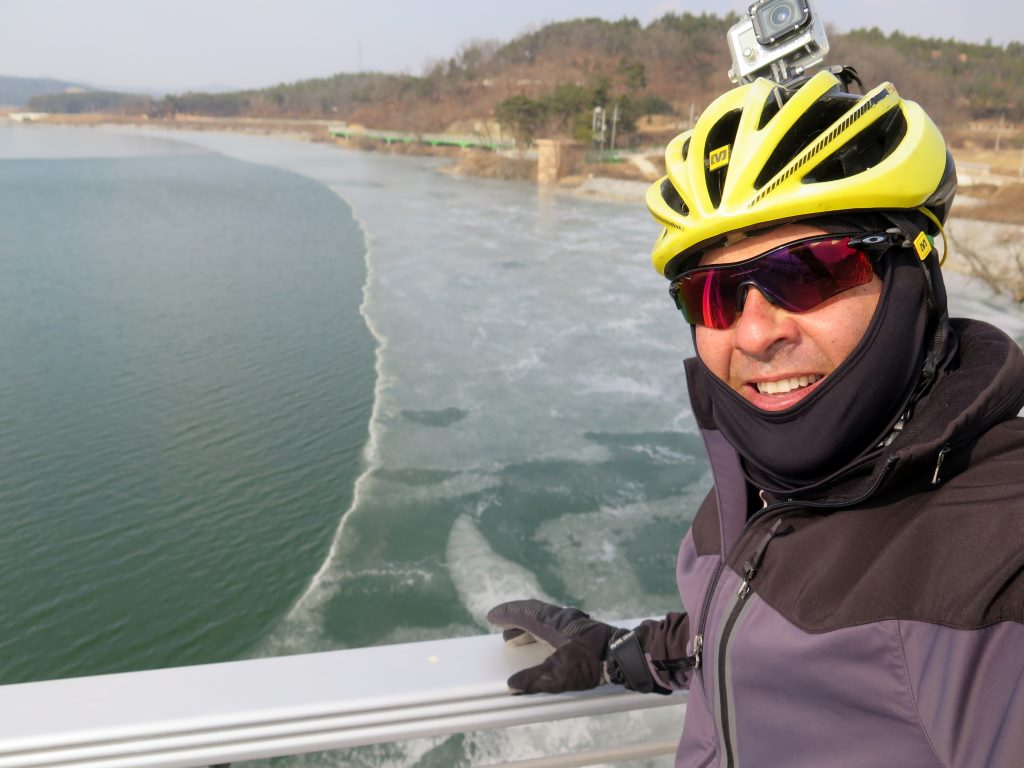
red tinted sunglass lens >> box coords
[763,240,874,314]
[673,270,737,328]
[671,236,874,329]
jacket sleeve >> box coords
[899,619,1024,767]
[637,612,693,690]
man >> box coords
[489,69,1024,767]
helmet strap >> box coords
[883,211,951,398]
[824,65,864,94]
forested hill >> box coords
[0,75,93,107]
[22,14,1024,138]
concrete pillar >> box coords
[536,139,579,184]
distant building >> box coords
[7,112,49,122]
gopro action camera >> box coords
[727,0,830,85]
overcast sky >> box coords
[2,0,1022,93]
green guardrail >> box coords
[329,127,512,152]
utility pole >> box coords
[609,103,620,154]
[592,106,606,156]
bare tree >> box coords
[948,227,1024,302]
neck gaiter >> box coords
[695,254,931,491]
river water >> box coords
[2,123,1022,765]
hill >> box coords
[20,14,1024,148]
[157,16,1024,134]
[0,75,93,107]
[27,90,153,114]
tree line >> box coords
[25,13,1024,143]
[494,69,672,146]
[26,91,152,114]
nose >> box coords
[731,286,799,356]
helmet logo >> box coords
[913,231,933,260]
[708,145,731,171]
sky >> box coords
[2,0,1022,94]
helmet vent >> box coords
[660,177,689,217]
[758,90,782,130]
[803,106,908,184]
[704,109,742,209]
[681,137,691,162]
[754,95,859,190]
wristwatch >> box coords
[606,628,672,695]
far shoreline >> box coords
[1,110,660,202]
[6,110,1024,301]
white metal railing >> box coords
[0,631,685,768]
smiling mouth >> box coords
[755,374,823,395]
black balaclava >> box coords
[691,213,950,493]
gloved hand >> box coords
[486,598,626,694]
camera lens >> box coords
[753,0,809,42]
[769,3,793,26]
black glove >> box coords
[486,599,627,694]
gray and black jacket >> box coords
[639,319,1024,768]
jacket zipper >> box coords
[717,519,785,768]
[898,367,1022,488]
[929,372,1024,485]
[931,445,950,484]
[690,561,724,669]
[691,492,767,669]
[699,457,897,766]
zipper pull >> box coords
[932,445,950,485]
[690,634,703,670]
[737,518,786,600]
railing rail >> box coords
[327,125,514,151]
[0,631,685,768]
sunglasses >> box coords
[669,232,899,329]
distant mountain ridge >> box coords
[0,75,94,107]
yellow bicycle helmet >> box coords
[647,69,956,278]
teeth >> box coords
[756,374,822,395]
